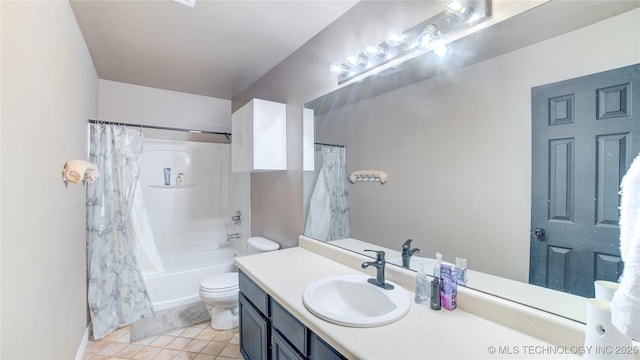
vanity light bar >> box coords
[332,0,491,86]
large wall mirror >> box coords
[302,1,640,323]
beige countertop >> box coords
[235,245,578,359]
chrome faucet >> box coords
[401,239,420,268]
[231,210,242,225]
[361,250,394,290]
[226,233,240,242]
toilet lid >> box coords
[200,273,239,292]
[248,236,280,251]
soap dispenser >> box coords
[415,261,428,304]
[430,252,442,310]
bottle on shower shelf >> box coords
[164,167,171,186]
[176,173,185,186]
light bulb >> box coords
[446,0,470,18]
[385,29,405,47]
[447,0,463,13]
[364,42,384,58]
[434,44,449,58]
[329,62,345,74]
[345,53,362,68]
[416,24,438,49]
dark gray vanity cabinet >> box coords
[238,271,346,360]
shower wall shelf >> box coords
[148,184,195,189]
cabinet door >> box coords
[309,333,346,360]
[232,99,287,172]
[253,99,286,171]
[272,330,305,360]
[239,294,270,360]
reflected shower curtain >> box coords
[304,145,350,241]
[87,123,153,339]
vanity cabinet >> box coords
[231,98,287,172]
[238,271,345,360]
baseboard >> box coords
[75,323,91,360]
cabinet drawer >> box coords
[309,333,346,360]
[270,299,307,356]
[239,270,269,316]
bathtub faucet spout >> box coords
[226,233,240,242]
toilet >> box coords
[199,236,280,330]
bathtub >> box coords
[143,247,238,311]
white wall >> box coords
[99,79,231,133]
[315,8,640,282]
[1,1,98,358]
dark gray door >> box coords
[530,64,640,297]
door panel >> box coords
[548,138,574,222]
[530,64,640,297]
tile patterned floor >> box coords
[83,322,244,360]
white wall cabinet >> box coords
[232,98,287,172]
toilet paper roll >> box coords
[594,281,619,302]
[584,299,633,360]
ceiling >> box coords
[69,0,358,101]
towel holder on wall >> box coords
[349,170,389,184]
[62,160,99,185]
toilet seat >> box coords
[200,273,239,293]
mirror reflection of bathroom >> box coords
[306,63,639,299]
[300,1,640,325]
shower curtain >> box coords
[304,145,350,241]
[86,123,153,339]
[130,180,165,275]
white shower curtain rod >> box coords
[88,119,231,139]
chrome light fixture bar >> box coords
[332,0,491,86]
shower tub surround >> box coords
[137,138,238,311]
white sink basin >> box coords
[302,275,410,327]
